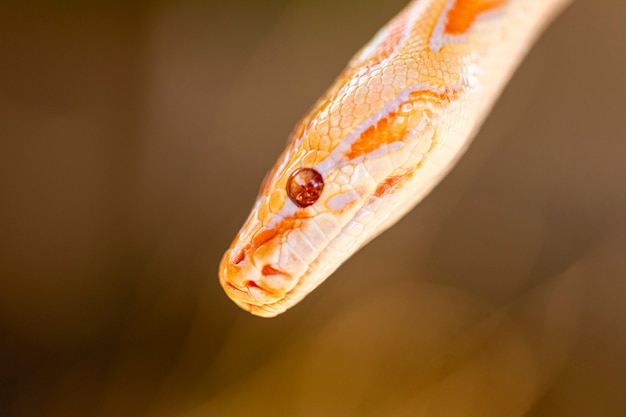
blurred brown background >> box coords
[0,0,624,416]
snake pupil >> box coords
[287,168,324,208]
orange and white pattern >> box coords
[219,0,572,317]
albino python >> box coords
[219,0,572,317]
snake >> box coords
[219,0,573,317]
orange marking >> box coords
[243,212,313,259]
[444,0,505,35]
[374,175,405,198]
[252,227,280,248]
[344,89,454,160]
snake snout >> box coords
[220,248,297,306]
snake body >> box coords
[219,0,572,317]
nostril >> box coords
[231,250,245,265]
[262,265,284,276]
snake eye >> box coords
[287,168,324,208]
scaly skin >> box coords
[219,0,572,317]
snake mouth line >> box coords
[222,277,278,303]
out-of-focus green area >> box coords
[0,1,624,416]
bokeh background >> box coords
[1,0,625,416]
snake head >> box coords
[218,0,571,317]
[219,71,444,317]
[218,0,491,317]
